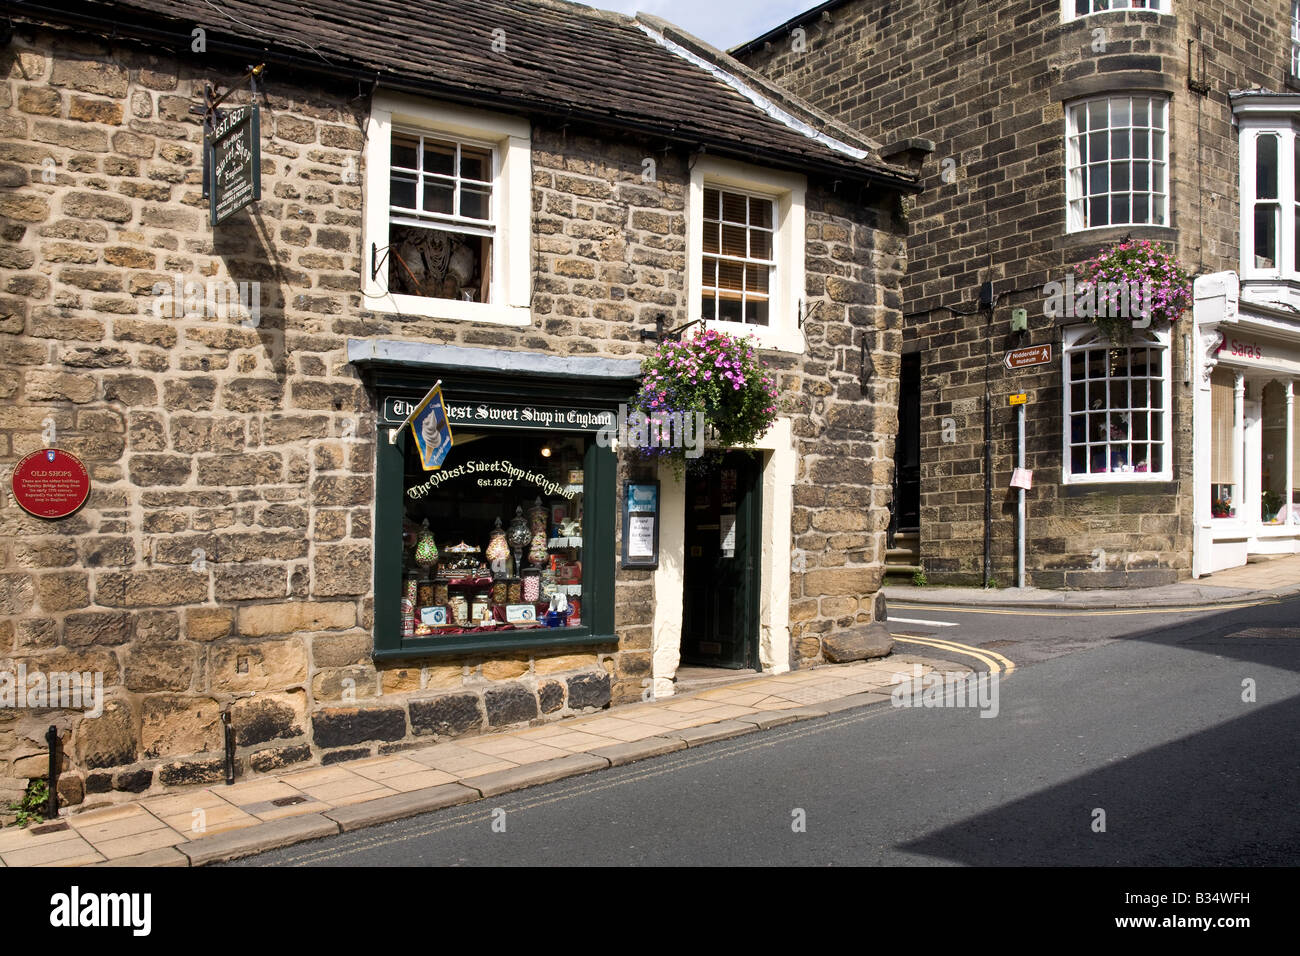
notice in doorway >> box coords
[628,516,655,558]
[720,513,736,558]
[622,480,660,569]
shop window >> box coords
[1209,367,1237,517]
[363,94,531,325]
[1262,381,1289,524]
[690,156,806,354]
[373,391,617,658]
[399,431,590,636]
[1293,388,1300,517]
[1063,326,1172,482]
[1064,0,1167,20]
[1066,95,1168,231]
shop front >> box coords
[351,341,638,663]
[349,339,797,702]
[1192,274,1300,575]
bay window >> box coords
[1064,0,1168,22]
[1063,325,1173,482]
[1066,94,1169,231]
[1238,122,1300,281]
[1293,1,1300,79]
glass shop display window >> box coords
[400,430,588,637]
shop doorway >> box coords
[681,450,762,669]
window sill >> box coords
[374,627,617,660]
[1060,224,1176,259]
[704,319,804,354]
[363,292,530,326]
[1063,476,1176,494]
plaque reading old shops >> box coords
[206,104,261,226]
[11,449,91,520]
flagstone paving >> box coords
[0,656,962,867]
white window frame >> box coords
[363,93,531,325]
[1292,1,1300,78]
[1066,94,1170,233]
[1061,0,1168,22]
[688,156,805,354]
[1238,122,1300,283]
[1061,324,1174,484]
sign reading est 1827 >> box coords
[11,449,90,519]
[205,105,261,226]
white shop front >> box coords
[1192,273,1300,575]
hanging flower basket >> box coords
[1076,239,1192,343]
[631,328,779,472]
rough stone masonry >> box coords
[0,24,906,807]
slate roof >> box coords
[11,0,916,190]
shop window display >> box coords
[400,430,588,637]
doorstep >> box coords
[0,655,963,867]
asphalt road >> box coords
[232,595,1300,866]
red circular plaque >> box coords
[11,449,91,519]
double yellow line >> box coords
[891,631,1017,676]
[889,600,1276,617]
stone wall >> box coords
[740,0,1294,586]
[0,24,906,805]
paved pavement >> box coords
[884,554,1300,609]
[0,653,969,867]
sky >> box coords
[590,0,819,51]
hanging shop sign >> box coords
[204,104,261,226]
[11,449,90,519]
[382,395,615,433]
[622,481,660,569]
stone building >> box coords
[0,0,914,808]
[737,0,1300,586]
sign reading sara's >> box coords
[205,105,261,226]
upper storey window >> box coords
[1066,95,1169,232]
[1064,0,1167,20]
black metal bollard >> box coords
[45,725,59,820]
[222,710,235,785]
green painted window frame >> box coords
[372,379,620,661]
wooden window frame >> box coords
[371,373,621,661]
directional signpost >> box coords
[1004,343,1052,370]
[1000,343,1052,589]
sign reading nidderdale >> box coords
[206,105,261,226]
[1004,344,1052,370]
[383,396,615,432]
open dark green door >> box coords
[681,451,761,669]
